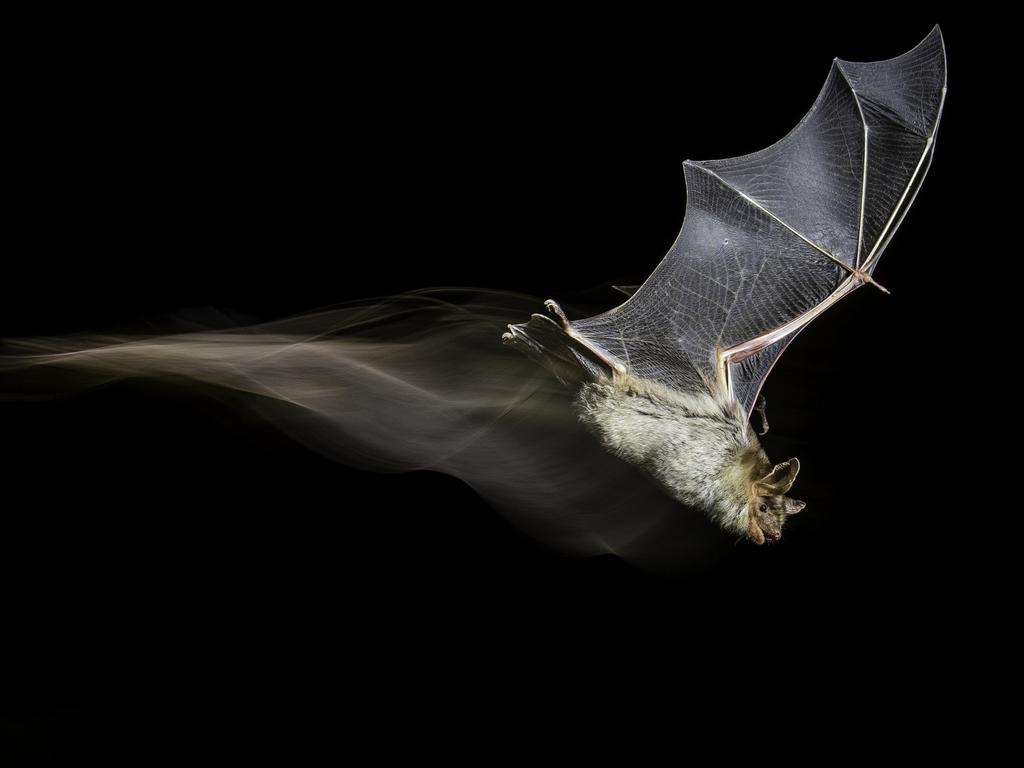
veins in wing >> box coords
[838,115,858,181]
[835,64,869,267]
[689,163,856,281]
[618,327,632,373]
[715,250,768,350]
[855,93,928,137]
[675,280,732,315]
[685,263,735,296]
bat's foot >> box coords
[754,394,769,435]
[543,299,570,331]
[501,303,617,387]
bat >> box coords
[1,28,947,565]
[502,27,947,544]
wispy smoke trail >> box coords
[1,289,729,570]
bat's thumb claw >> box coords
[852,268,890,295]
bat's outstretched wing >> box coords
[506,27,946,415]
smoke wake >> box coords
[2,289,730,571]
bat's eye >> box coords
[759,503,768,513]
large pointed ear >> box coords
[783,498,806,516]
[755,458,800,495]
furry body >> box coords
[574,376,768,537]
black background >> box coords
[2,10,993,763]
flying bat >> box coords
[2,28,947,561]
[502,27,947,544]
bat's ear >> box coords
[783,498,806,516]
[755,458,800,495]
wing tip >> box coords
[923,24,945,65]
[932,23,947,70]
[835,25,945,70]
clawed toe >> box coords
[543,299,570,331]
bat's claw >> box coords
[754,394,769,435]
[852,268,891,295]
[543,299,570,331]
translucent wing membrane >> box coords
[837,29,946,269]
[562,27,945,414]
[570,160,845,396]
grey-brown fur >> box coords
[573,375,804,543]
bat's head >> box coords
[746,458,806,544]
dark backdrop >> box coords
[2,11,989,764]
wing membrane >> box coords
[565,27,946,414]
